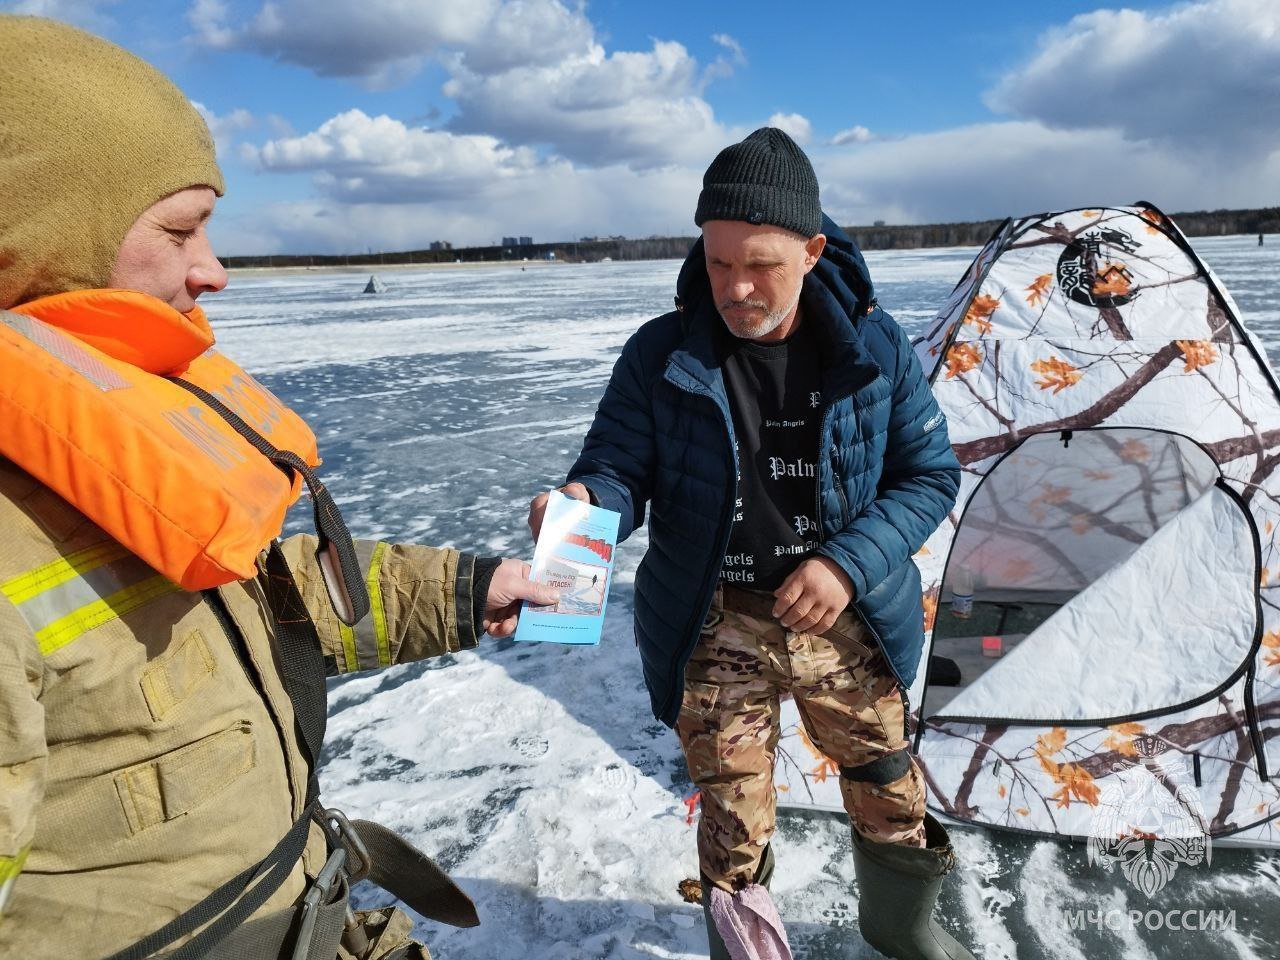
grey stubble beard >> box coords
[719,278,803,340]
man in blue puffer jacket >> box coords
[529,128,970,960]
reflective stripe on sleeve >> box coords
[0,541,130,604]
[1,542,181,656]
[0,846,30,915]
[345,540,392,670]
[33,575,180,656]
[338,621,359,673]
[364,541,392,667]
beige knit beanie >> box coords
[0,15,225,309]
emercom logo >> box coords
[1086,735,1211,897]
[1060,909,1236,933]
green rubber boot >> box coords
[700,844,776,960]
[850,814,975,960]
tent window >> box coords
[926,428,1255,723]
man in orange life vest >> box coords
[0,15,558,960]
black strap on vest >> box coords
[262,542,329,789]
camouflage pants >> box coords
[677,586,926,891]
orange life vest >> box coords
[0,289,319,589]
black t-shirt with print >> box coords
[718,316,824,592]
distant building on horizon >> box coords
[429,240,452,252]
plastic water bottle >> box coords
[950,565,974,619]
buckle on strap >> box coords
[315,806,372,884]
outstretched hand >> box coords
[771,556,854,634]
[483,558,561,638]
[527,482,592,541]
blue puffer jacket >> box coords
[569,216,960,726]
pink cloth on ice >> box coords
[708,883,793,960]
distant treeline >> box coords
[220,206,1279,269]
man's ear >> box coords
[804,233,827,271]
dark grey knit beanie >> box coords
[695,127,821,237]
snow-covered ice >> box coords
[202,234,1280,959]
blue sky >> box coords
[8,0,1278,254]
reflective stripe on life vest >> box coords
[0,311,129,392]
[0,542,180,656]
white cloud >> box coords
[706,31,747,83]
[444,38,735,168]
[704,31,746,81]
[711,33,745,66]
[247,109,543,202]
[189,0,737,169]
[211,158,701,255]
[850,0,1279,228]
[185,0,234,46]
[193,101,255,157]
[188,0,505,88]
[794,0,1280,228]
[987,0,1280,154]
[814,120,1270,226]
[451,0,593,76]
[231,106,711,252]
[767,112,812,146]
[188,0,589,89]
[830,124,873,146]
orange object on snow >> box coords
[0,289,318,589]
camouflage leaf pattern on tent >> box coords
[774,205,1280,849]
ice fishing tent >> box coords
[774,204,1280,848]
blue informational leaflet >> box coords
[515,491,621,645]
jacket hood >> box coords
[674,213,877,323]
